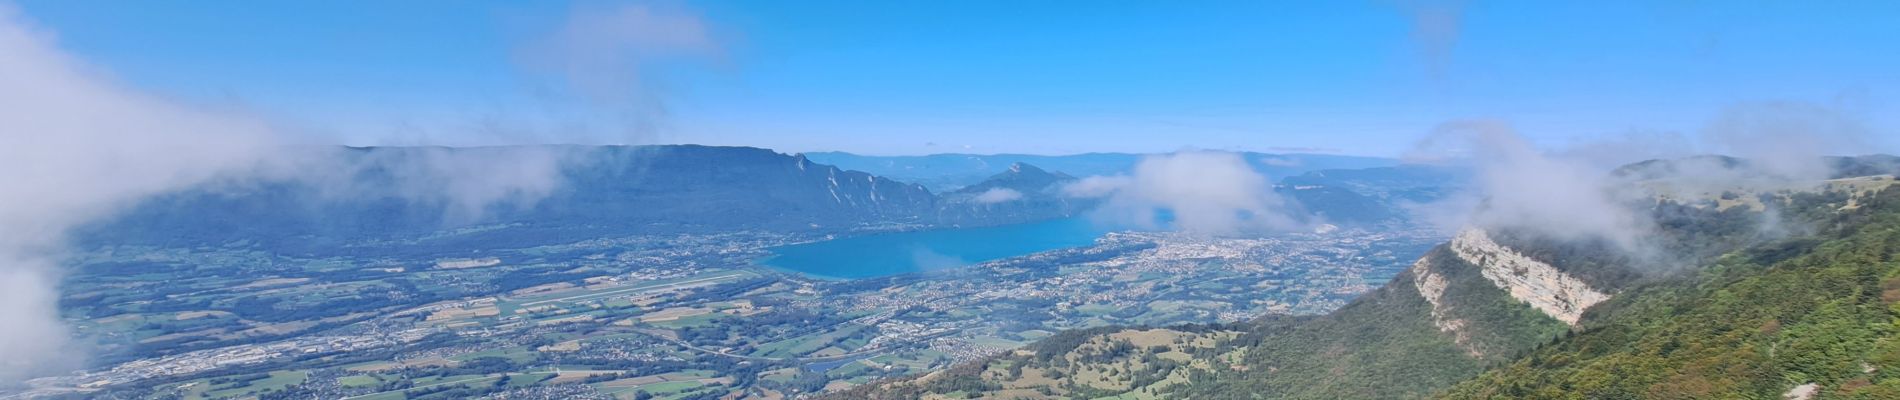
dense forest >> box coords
[1443,188,1900,398]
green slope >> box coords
[841,177,1896,400]
[1443,189,1900,399]
[1169,246,1569,399]
[840,242,1578,399]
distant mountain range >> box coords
[83,145,944,252]
[78,145,1446,254]
[936,163,1093,226]
[1277,165,1468,225]
[1613,154,1900,181]
[805,151,1398,192]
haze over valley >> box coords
[4,2,1900,400]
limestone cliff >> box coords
[1445,228,1610,325]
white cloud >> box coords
[280,146,576,224]
[0,6,280,381]
[0,6,592,383]
[1404,105,1887,260]
[1407,120,1652,251]
[1063,151,1297,234]
[972,188,1024,204]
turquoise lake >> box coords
[758,218,1109,279]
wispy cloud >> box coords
[1701,101,1875,180]
[512,1,722,140]
[1394,0,1469,78]
[1406,120,1653,251]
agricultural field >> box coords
[26,223,1441,399]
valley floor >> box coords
[18,223,1441,399]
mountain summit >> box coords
[937,162,1091,226]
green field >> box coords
[191,370,308,399]
[753,324,867,358]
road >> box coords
[518,272,750,307]
[630,324,959,364]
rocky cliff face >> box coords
[1411,256,1479,356]
[1445,228,1610,325]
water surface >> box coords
[759,218,1107,279]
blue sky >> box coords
[11,0,1899,156]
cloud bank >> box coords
[0,6,282,382]
[1407,100,1888,260]
[1702,101,1874,181]
[1407,120,1653,251]
[0,2,726,383]
[272,146,579,224]
[1064,151,1298,234]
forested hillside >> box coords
[1442,185,1900,399]
[842,174,1900,399]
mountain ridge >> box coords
[804,151,1399,192]
[839,156,1900,399]
[79,145,955,252]
[82,145,1442,254]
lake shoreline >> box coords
[754,217,1108,279]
